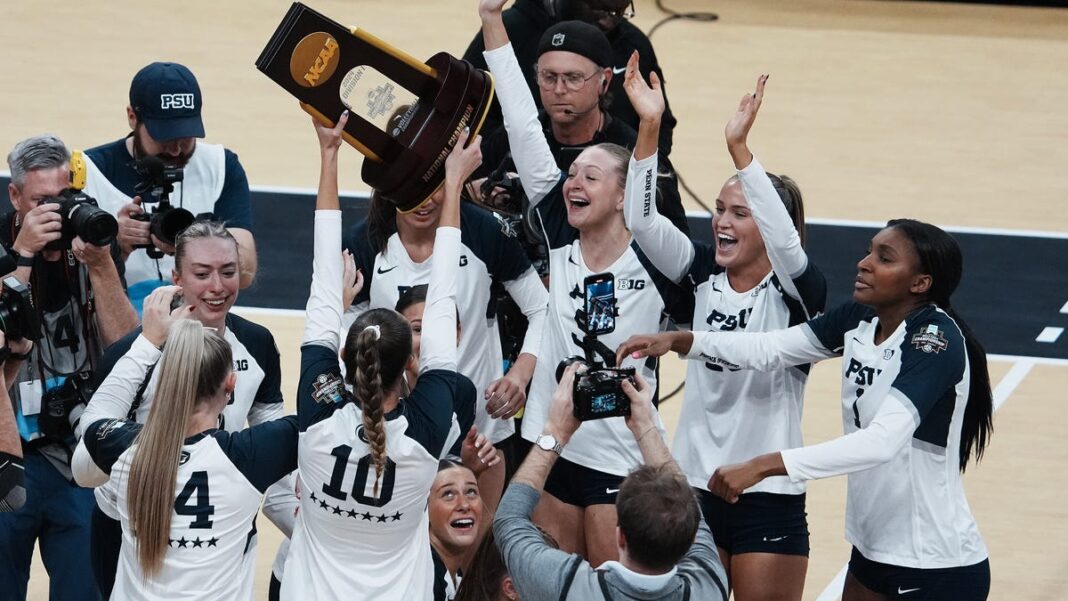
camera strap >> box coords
[127,359,159,421]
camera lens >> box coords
[555,356,586,382]
[0,297,23,339]
[69,203,118,247]
[151,207,195,246]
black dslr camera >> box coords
[555,273,635,421]
[0,276,41,344]
[132,155,195,258]
[38,372,92,440]
[42,189,118,251]
[479,156,548,277]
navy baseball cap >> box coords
[129,62,205,141]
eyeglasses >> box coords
[534,68,602,91]
[589,1,635,20]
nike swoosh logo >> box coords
[762,535,788,542]
[376,265,397,274]
[612,67,626,74]
[605,488,620,494]
[897,587,921,594]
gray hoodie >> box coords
[494,483,728,600]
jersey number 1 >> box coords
[322,444,397,507]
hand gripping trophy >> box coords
[257,2,495,211]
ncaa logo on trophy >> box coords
[257,2,495,212]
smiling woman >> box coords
[430,459,485,600]
[617,218,995,601]
[172,221,241,329]
[479,0,692,568]
[619,72,824,601]
[76,220,287,600]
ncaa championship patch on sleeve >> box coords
[911,324,949,354]
[311,373,346,404]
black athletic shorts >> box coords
[697,489,810,557]
[848,547,990,600]
[543,455,624,507]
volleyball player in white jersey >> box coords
[77,221,285,598]
[622,220,994,600]
[621,68,825,598]
[479,0,690,565]
[345,154,549,496]
[280,113,480,600]
[71,319,297,601]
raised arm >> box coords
[76,238,138,346]
[302,112,350,351]
[726,76,824,315]
[420,130,482,373]
[621,51,695,283]
[479,0,561,205]
[77,287,193,439]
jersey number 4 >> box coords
[322,444,397,507]
[175,471,215,529]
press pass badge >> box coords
[18,380,43,416]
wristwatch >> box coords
[535,433,565,456]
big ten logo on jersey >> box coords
[616,278,645,291]
[233,359,249,372]
[845,358,882,427]
[707,307,753,332]
[160,93,195,110]
[459,254,468,267]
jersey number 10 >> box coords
[322,444,398,507]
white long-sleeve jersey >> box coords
[283,211,462,600]
[624,152,826,494]
[686,302,988,569]
[345,201,548,444]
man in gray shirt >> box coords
[493,363,728,600]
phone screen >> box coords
[584,274,616,335]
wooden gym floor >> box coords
[3,0,1067,598]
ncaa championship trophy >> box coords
[256,2,495,211]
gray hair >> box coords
[6,135,70,189]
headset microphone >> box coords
[562,105,597,116]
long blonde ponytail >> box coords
[127,320,232,578]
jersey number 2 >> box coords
[175,471,215,529]
[322,444,397,507]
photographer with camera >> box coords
[0,134,139,601]
[494,363,728,601]
[83,62,257,310]
[479,0,692,567]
